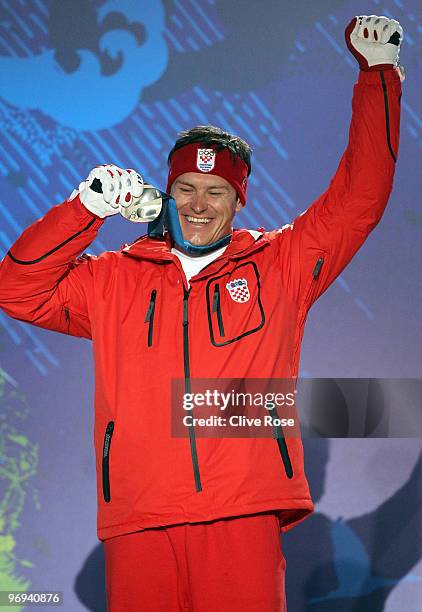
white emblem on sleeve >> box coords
[197,148,216,172]
[226,278,250,303]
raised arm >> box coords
[276,15,403,308]
[0,165,143,338]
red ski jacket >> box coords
[0,69,401,541]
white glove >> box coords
[68,164,144,219]
[345,15,403,71]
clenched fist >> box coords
[345,15,403,73]
[68,164,144,219]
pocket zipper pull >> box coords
[312,256,324,279]
[103,421,114,458]
[212,284,220,313]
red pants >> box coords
[103,511,286,611]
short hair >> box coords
[168,125,252,176]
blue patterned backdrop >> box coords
[0,1,421,610]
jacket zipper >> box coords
[102,421,114,503]
[212,283,225,337]
[278,255,325,479]
[267,408,294,479]
[183,287,202,492]
[293,254,326,373]
[144,289,157,347]
[64,306,70,330]
[276,437,294,479]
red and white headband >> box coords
[166,143,249,204]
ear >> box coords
[234,197,244,213]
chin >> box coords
[185,236,209,246]
[180,230,209,244]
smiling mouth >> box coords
[184,215,213,225]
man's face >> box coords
[170,172,243,246]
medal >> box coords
[119,184,163,223]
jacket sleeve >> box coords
[276,68,402,310]
[0,195,106,339]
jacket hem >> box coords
[97,499,314,542]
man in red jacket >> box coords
[0,15,404,612]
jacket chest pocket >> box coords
[206,261,265,346]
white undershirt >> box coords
[171,245,227,285]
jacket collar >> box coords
[120,229,269,263]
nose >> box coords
[189,192,208,214]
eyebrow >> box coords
[176,180,228,191]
